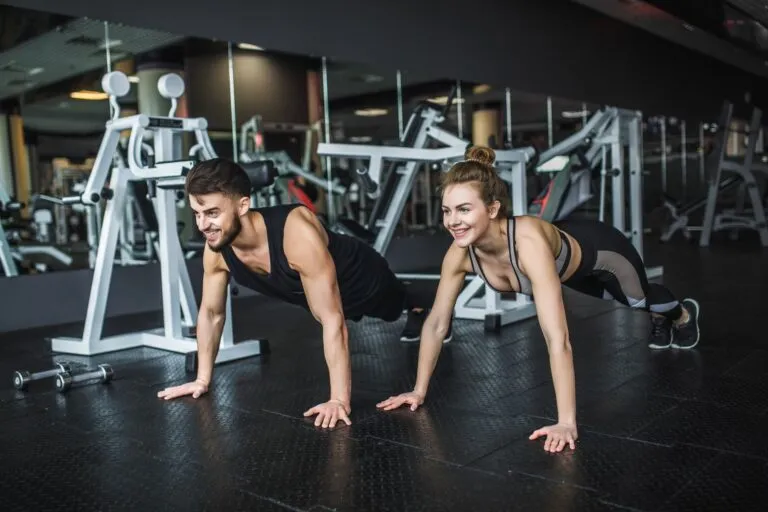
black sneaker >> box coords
[400,309,426,342]
[648,315,673,349]
[672,298,701,349]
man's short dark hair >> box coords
[185,158,252,198]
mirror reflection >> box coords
[0,3,718,286]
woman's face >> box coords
[441,183,499,247]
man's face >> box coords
[190,193,245,252]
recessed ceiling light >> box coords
[28,67,44,76]
[562,110,590,119]
[70,90,109,101]
[354,108,388,117]
[427,96,465,105]
[238,43,264,51]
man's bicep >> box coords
[300,258,344,322]
[285,219,344,323]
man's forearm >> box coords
[413,320,446,397]
[322,319,351,406]
[549,341,576,425]
[196,310,226,385]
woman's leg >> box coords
[559,219,700,349]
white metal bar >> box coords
[610,118,626,236]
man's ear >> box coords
[488,199,502,219]
[238,196,251,216]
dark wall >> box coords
[5,0,768,122]
[184,49,310,132]
[0,233,446,334]
[0,258,258,334]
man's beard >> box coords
[207,216,242,252]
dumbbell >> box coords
[13,362,75,391]
[55,364,114,393]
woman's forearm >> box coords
[548,342,576,425]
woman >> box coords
[377,145,701,453]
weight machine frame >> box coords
[699,102,768,247]
[50,71,266,366]
[1,182,74,277]
[319,102,660,328]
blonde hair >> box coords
[440,145,510,216]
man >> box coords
[157,158,451,427]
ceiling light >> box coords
[128,75,140,83]
[354,108,388,117]
[28,67,44,76]
[562,110,590,119]
[98,39,123,50]
[472,84,492,94]
[427,96,465,105]
[70,90,109,101]
[349,136,373,143]
[238,43,264,51]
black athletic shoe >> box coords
[400,309,426,342]
[672,298,701,349]
[648,315,673,349]
[399,310,454,343]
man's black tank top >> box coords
[220,204,393,319]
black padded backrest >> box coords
[129,181,159,232]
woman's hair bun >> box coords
[465,145,496,166]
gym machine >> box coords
[531,108,659,277]
[239,115,348,216]
[659,101,768,246]
[49,71,276,368]
[0,184,23,276]
[319,100,658,328]
[318,97,541,329]
[700,102,768,246]
[1,183,73,276]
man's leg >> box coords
[397,282,453,343]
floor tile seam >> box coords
[651,453,733,511]
[646,395,768,416]
[664,442,768,462]
[439,455,608,498]
[235,489,310,512]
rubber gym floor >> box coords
[1,235,766,512]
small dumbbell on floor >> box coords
[55,364,114,393]
[13,362,80,391]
